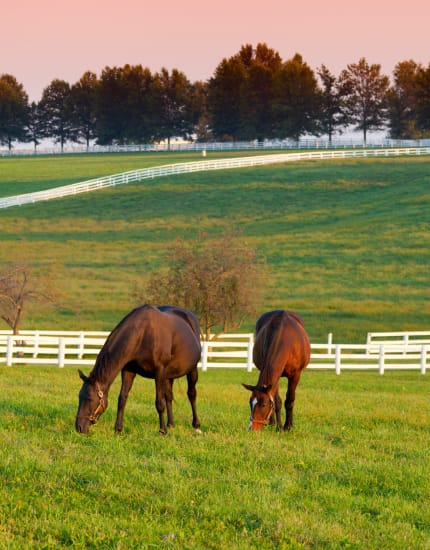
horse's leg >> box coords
[186,367,201,432]
[274,391,283,430]
[155,368,168,435]
[165,379,175,428]
[115,369,137,433]
[283,372,301,431]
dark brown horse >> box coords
[243,310,310,431]
[75,304,201,435]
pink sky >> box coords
[3,0,430,101]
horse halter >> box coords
[88,384,105,423]
[250,394,275,427]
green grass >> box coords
[0,150,276,197]
[0,153,429,342]
[0,367,429,549]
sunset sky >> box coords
[3,0,429,101]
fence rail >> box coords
[366,331,430,353]
[2,138,430,157]
[1,147,430,209]
[0,330,427,374]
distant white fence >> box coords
[1,147,429,209]
[366,331,430,352]
[0,330,427,374]
[2,137,430,157]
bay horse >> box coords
[243,310,310,431]
[75,304,201,435]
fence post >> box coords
[33,331,40,358]
[421,345,427,375]
[403,334,409,355]
[200,341,208,371]
[246,335,254,372]
[327,333,333,355]
[366,332,372,354]
[378,345,385,375]
[6,335,13,366]
[58,338,65,368]
[78,332,85,359]
[335,345,341,375]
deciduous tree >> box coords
[273,54,320,141]
[26,101,43,150]
[0,74,29,149]
[339,58,390,144]
[95,65,156,144]
[38,79,77,151]
[415,63,430,135]
[0,263,58,335]
[207,54,247,140]
[153,68,195,147]
[317,65,348,143]
[134,233,267,339]
[71,71,99,148]
[387,60,422,139]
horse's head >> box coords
[242,383,274,431]
[75,370,108,434]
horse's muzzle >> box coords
[75,418,90,434]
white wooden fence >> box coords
[1,147,429,209]
[0,330,428,374]
[366,331,430,351]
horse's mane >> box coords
[91,304,156,379]
[258,311,285,383]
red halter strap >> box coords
[250,395,275,426]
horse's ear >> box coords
[242,383,256,392]
[78,369,89,382]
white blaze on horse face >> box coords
[248,397,258,430]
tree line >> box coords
[1,43,430,150]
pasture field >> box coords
[0,366,429,549]
[0,150,273,197]
[0,152,429,342]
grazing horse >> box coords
[75,304,201,435]
[243,310,310,431]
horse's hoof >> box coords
[159,429,167,436]
[195,428,202,434]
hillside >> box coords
[0,154,429,342]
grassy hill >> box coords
[0,152,429,342]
